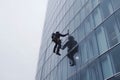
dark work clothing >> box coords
[55,32,68,39]
[52,32,68,43]
[53,39,61,54]
[52,32,68,55]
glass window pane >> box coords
[80,69,89,80]
[91,0,99,8]
[77,25,85,42]
[96,26,108,54]
[89,63,101,80]
[81,0,87,6]
[85,19,91,35]
[101,56,113,79]
[115,9,120,32]
[100,0,113,19]
[85,0,92,16]
[87,39,94,59]
[110,44,120,73]
[61,58,67,80]
[87,33,99,59]
[80,8,86,22]
[74,13,81,29]
[58,63,62,80]
[103,16,120,47]
[93,7,102,27]
[111,0,120,10]
[80,41,88,64]
[69,20,74,33]
[89,15,95,30]
[85,15,95,35]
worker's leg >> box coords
[56,40,61,55]
[53,43,57,53]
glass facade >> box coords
[36,0,120,80]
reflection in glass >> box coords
[111,0,120,10]
[87,33,98,59]
[110,44,120,73]
[101,56,113,79]
[93,7,102,27]
[80,69,89,80]
[80,41,88,64]
[103,16,120,47]
[96,26,108,54]
[100,0,113,19]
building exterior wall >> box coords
[36,0,120,80]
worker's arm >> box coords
[59,33,69,37]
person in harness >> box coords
[51,31,69,56]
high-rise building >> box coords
[36,0,120,80]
